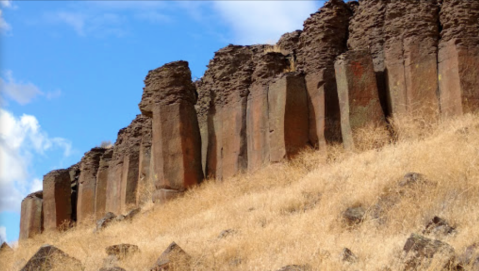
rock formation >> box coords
[19,191,43,240]
[43,169,72,230]
[140,61,203,202]
[18,0,479,239]
[438,0,479,116]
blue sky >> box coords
[0,0,324,244]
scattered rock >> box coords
[218,229,237,239]
[343,206,366,226]
[341,248,357,263]
[106,244,139,260]
[399,172,425,187]
[116,208,141,222]
[0,242,12,253]
[150,242,191,271]
[423,216,456,236]
[95,212,117,232]
[276,264,311,271]
[402,234,455,271]
[20,244,82,271]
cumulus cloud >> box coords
[212,1,318,45]
[0,109,73,212]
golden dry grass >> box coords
[3,113,479,270]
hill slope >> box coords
[2,113,479,270]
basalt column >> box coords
[105,115,146,214]
[196,46,256,180]
[137,117,152,205]
[348,0,388,115]
[335,50,386,150]
[95,149,112,219]
[268,72,309,162]
[247,52,289,171]
[77,147,105,223]
[438,0,479,116]
[139,61,203,203]
[43,169,72,231]
[297,0,352,147]
[383,0,440,118]
[19,191,43,240]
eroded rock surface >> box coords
[20,191,43,240]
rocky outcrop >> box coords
[438,0,479,116]
[95,149,113,220]
[77,147,106,224]
[19,191,43,240]
[297,0,352,146]
[141,61,203,202]
[18,0,479,239]
[150,242,191,271]
[335,50,385,150]
[383,0,440,118]
[106,115,149,214]
[43,169,72,231]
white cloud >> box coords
[0,226,6,243]
[0,71,62,105]
[212,1,318,45]
[49,11,127,38]
[0,9,10,33]
[0,71,43,105]
[0,109,73,212]
[56,12,86,36]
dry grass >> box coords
[3,113,479,270]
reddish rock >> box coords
[95,149,113,220]
[137,117,152,205]
[335,50,385,150]
[77,147,106,224]
[106,115,149,213]
[347,0,388,114]
[19,191,43,240]
[438,1,479,116]
[268,72,309,162]
[383,0,440,117]
[141,61,203,203]
[247,52,290,171]
[43,169,72,231]
[297,0,352,145]
[196,45,261,180]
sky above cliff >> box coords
[0,0,324,243]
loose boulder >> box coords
[20,244,82,271]
[343,206,365,226]
[105,244,139,260]
[150,242,191,271]
[402,233,455,271]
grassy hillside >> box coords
[3,113,479,270]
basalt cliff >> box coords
[19,0,479,242]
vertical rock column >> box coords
[43,169,72,231]
[268,72,309,162]
[347,0,388,115]
[438,0,479,116]
[137,117,152,205]
[139,61,203,203]
[196,45,256,180]
[105,115,146,214]
[77,147,105,223]
[247,52,289,171]
[68,163,80,222]
[19,191,43,240]
[95,149,112,219]
[335,50,386,150]
[383,0,440,117]
[297,0,352,147]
